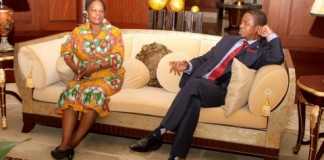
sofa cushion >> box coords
[122,34,134,60]
[248,65,289,116]
[33,84,267,129]
[224,59,256,117]
[156,52,195,93]
[129,32,201,58]
[122,58,150,89]
[33,81,66,103]
[198,36,221,56]
[136,42,172,87]
[18,36,67,88]
[56,56,74,83]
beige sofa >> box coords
[14,29,296,160]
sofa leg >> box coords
[22,121,36,133]
[22,119,36,133]
[264,158,278,160]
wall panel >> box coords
[104,0,149,28]
[263,0,324,51]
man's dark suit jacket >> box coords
[180,35,284,88]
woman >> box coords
[51,0,124,159]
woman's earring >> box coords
[103,18,108,24]
[82,10,89,23]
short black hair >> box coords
[245,9,267,26]
[86,0,106,11]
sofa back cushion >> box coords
[121,29,221,60]
[131,36,201,58]
[198,36,221,56]
[122,34,134,59]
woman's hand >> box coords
[103,98,110,112]
[169,60,189,76]
[74,59,98,80]
[74,69,86,81]
[64,55,79,74]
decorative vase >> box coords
[234,0,245,6]
[0,2,14,52]
[167,0,185,12]
[148,0,169,11]
[191,5,200,13]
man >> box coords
[129,9,283,160]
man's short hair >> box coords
[245,9,267,26]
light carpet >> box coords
[0,84,319,160]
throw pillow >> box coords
[56,56,74,83]
[248,65,288,116]
[224,58,256,117]
[156,52,193,93]
[136,42,172,87]
[122,58,150,89]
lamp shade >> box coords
[311,0,324,16]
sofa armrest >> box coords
[14,46,33,107]
[15,32,69,88]
[265,49,296,148]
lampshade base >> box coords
[0,37,13,52]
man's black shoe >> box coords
[129,134,162,152]
[168,155,185,160]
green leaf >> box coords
[0,138,31,160]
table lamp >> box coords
[310,0,324,16]
[0,0,13,52]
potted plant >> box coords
[0,138,31,160]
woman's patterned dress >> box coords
[57,22,124,117]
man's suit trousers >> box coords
[161,78,226,157]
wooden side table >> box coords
[293,75,324,160]
[0,51,22,129]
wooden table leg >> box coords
[315,141,324,160]
[0,68,6,129]
[293,95,307,153]
[309,105,323,160]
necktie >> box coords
[207,40,248,80]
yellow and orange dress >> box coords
[57,22,124,117]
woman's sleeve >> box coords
[105,27,124,70]
[61,29,77,57]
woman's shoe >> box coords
[51,146,74,160]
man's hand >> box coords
[169,60,189,76]
[257,25,273,37]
